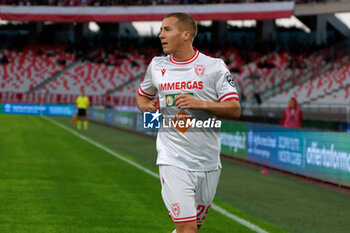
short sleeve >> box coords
[138,60,157,99]
[215,60,239,102]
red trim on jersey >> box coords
[170,49,199,65]
[219,93,239,102]
[172,217,197,223]
[173,219,197,223]
[222,96,239,102]
[168,212,197,223]
[138,87,155,99]
[171,215,197,220]
[137,90,153,100]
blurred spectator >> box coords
[280,97,303,128]
[0,54,9,64]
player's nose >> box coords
[159,31,165,39]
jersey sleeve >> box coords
[215,60,239,102]
[138,60,157,99]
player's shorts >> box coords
[159,165,221,226]
[77,108,87,117]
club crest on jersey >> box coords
[171,203,180,217]
[161,68,166,77]
[194,64,205,77]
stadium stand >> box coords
[0,0,349,123]
[0,44,75,92]
[312,84,350,104]
[40,47,155,95]
[2,41,349,108]
[263,51,350,105]
[227,46,327,101]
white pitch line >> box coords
[43,116,269,233]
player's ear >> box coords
[183,30,191,41]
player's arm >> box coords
[175,93,240,119]
[136,93,158,112]
[201,98,240,119]
[136,60,157,112]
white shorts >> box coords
[159,165,221,225]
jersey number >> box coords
[197,205,211,223]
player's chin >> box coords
[162,48,171,54]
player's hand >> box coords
[141,99,158,112]
[175,92,204,110]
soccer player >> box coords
[136,13,240,233]
[75,89,90,130]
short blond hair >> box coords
[164,12,197,41]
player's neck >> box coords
[171,46,195,61]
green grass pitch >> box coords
[0,114,279,233]
[1,114,350,233]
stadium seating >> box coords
[0,45,75,92]
[265,56,350,104]
[231,50,309,99]
[112,75,143,97]
[311,84,350,105]
[2,41,350,107]
[43,48,150,96]
[39,46,246,97]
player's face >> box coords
[159,17,184,54]
[289,99,296,109]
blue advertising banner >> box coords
[1,103,74,116]
[247,124,304,172]
[247,124,350,187]
[89,107,350,187]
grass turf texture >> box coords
[0,114,271,233]
[2,115,350,233]
[54,115,350,233]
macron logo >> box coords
[143,110,162,129]
[161,68,166,77]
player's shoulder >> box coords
[150,55,168,66]
[199,52,227,70]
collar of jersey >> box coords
[169,49,199,65]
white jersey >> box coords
[138,50,239,171]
